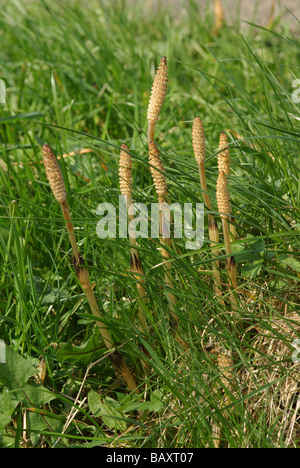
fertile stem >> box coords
[192,117,222,302]
[43,144,137,392]
[216,170,238,309]
[218,132,237,241]
[148,141,178,324]
[147,56,168,144]
[211,0,225,36]
[119,143,147,333]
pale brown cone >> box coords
[216,170,231,218]
[148,141,168,197]
[217,350,233,387]
[147,57,168,124]
[119,143,132,197]
[214,0,225,30]
[218,132,230,176]
[43,144,67,204]
[192,116,206,164]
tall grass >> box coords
[0,0,299,448]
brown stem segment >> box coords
[158,196,178,324]
[198,162,222,302]
[127,194,148,334]
[147,121,155,146]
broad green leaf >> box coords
[115,389,164,413]
[250,239,266,253]
[0,390,19,431]
[13,383,55,407]
[27,412,65,447]
[241,258,264,279]
[88,390,127,431]
[42,288,69,304]
[278,255,300,273]
[137,389,164,412]
[232,239,265,263]
[0,345,37,389]
[56,333,104,365]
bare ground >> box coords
[140,0,300,30]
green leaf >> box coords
[0,390,19,431]
[56,333,105,365]
[241,259,264,279]
[277,255,300,273]
[140,389,164,412]
[27,412,65,447]
[27,276,69,305]
[134,389,164,412]
[88,390,127,432]
[42,288,69,304]
[0,345,55,435]
[13,383,55,407]
[0,345,37,389]
[116,389,164,413]
[0,111,44,124]
[232,239,265,263]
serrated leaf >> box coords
[88,390,127,431]
[0,346,55,432]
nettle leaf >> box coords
[88,390,127,431]
[56,332,105,365]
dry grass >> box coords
[241,312,300,447]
